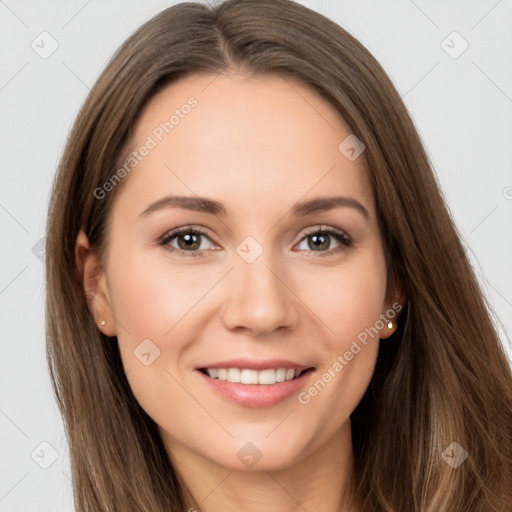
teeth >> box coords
[241,369,258,384]
[275,368,286,382]
[227,368,241,383]
[204,367,306,385]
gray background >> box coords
[1,0,511,510]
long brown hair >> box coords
[45,0,512,510]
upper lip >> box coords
[197,358,313,371]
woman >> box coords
[45,0,512,510]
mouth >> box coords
[198,366,315,385]
[195,362,316,408]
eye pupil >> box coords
[178,233,201,250]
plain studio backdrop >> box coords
[1,1,511,510]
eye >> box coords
[159,226,215,257]
[295,226,353,256]
[159,225,353,258]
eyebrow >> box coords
[138,195,369,220]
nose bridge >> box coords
[221,238,298,334]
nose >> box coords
[220,251,300,337]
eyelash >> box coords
[158,225,353,258]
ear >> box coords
[380,275,406,340]
[75,229,117,337]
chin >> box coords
[204,431,313,472]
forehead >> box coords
[115,71,374,221]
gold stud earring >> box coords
[379,316,398,339]
[100,320,106,326]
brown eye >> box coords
[174,232,202,251]
[159,226,214,257]
[296,227,352,255]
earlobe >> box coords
[380,283,406,339]
[75,229,117,336]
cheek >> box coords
[105,242,235,409]
[104,245,185,367]
[293,249,387,420]
[303,248,388,350]
[107,246,207,341]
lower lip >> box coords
[196,369,314,408]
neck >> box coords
[164,419,361,512]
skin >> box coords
[76,71,403,512]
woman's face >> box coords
[90,72,397,470]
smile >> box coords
[196,364,315,408]
[199,367,311,385]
